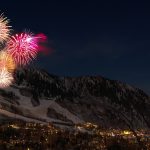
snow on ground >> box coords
[0,108,47,124]
[47,100,83,124]
[1,86,83,124]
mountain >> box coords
[0,67,150,129]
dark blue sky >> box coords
[1,0,150,93]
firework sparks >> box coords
[6,32,39,66]
[0,14,11,42]
[0,50,16,73]
[0,12,49,88]
[0,69,13,88]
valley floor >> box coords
[0,121,149,150]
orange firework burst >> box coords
[0,50,16,73]
[0,13,11,42]
[0,69,13,88]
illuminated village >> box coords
[0,120,149,150]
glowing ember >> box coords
[123,130,131,135]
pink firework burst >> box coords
[6,32,39,66]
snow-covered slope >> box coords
[0,67,150,129]
[0,85,82,124]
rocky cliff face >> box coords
[0,67,149,129]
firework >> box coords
[0,50,16,73]
[0,69,13,88]
[6,32,39,66]
[35,33,49,54]
[0,14,11,42]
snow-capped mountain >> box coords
[0,67,150,129]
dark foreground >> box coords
[0,121,149,150]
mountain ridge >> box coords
[0,67,149,130]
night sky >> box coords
[1,0,150,93]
